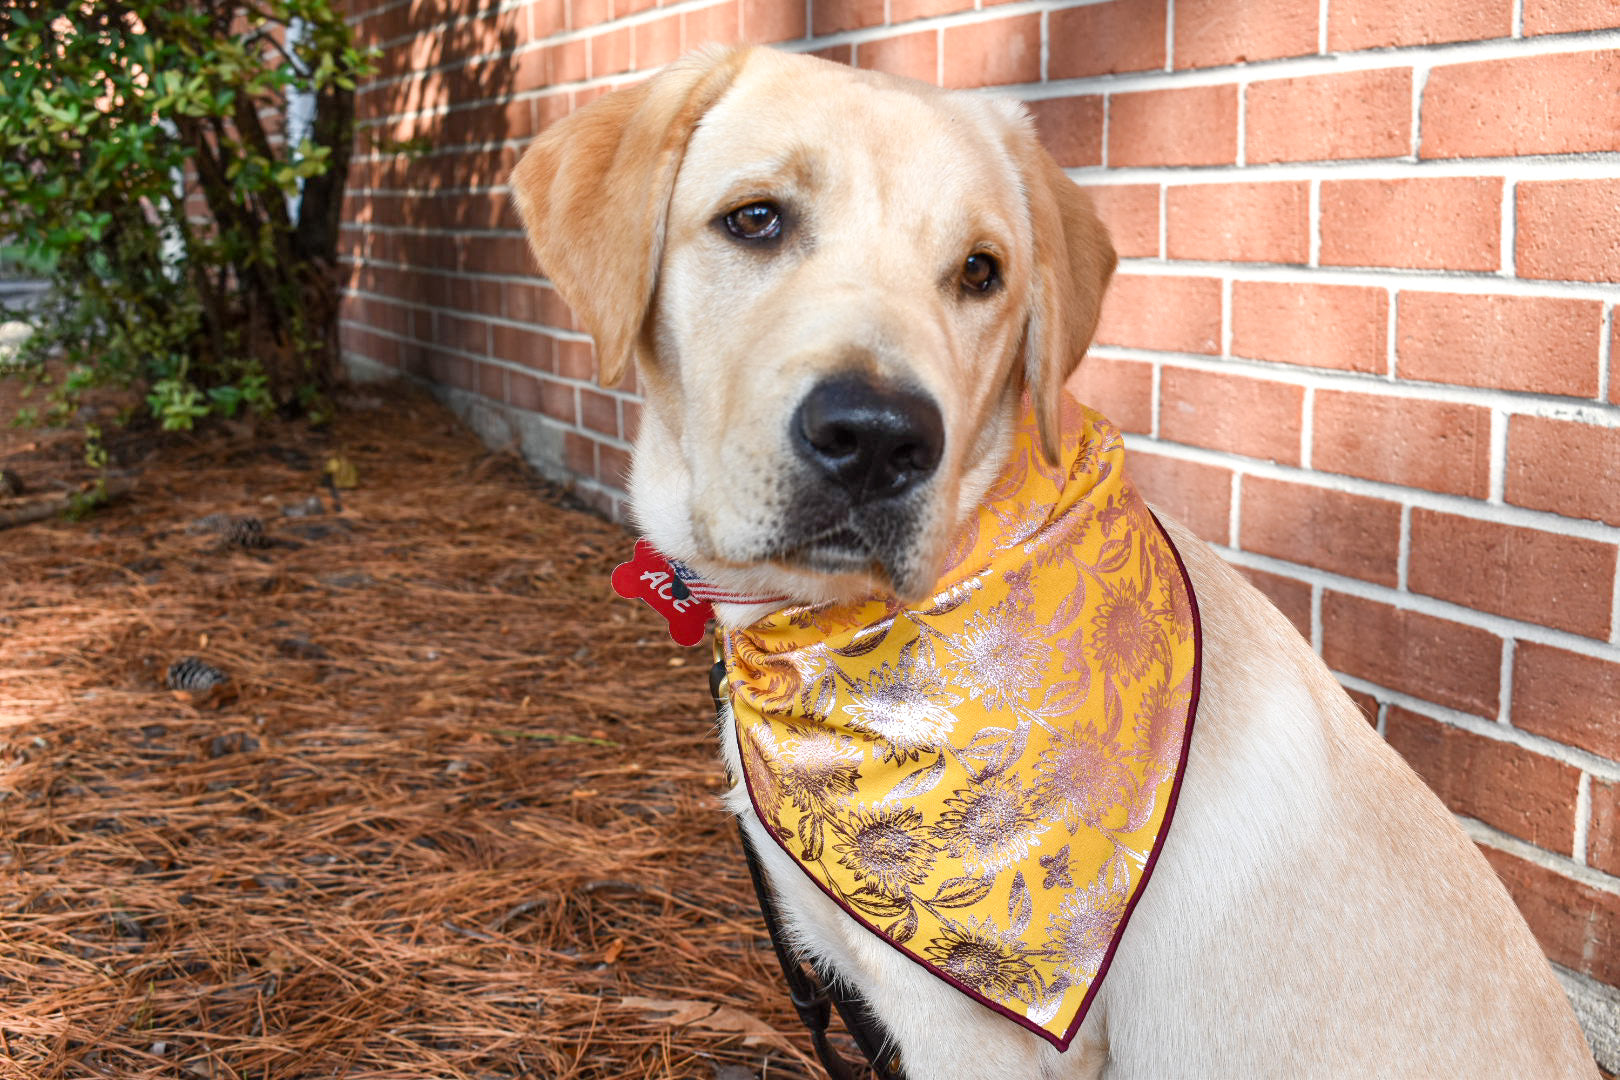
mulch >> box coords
[0,382,855,1079]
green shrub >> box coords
[0,0,373,431]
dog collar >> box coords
[720,397,1201,1050]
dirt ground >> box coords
[0,381,855,1079]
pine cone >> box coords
[222,515,268,549]
[165,656,235,707]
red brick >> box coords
[1310,391,1492,498]
[943,15,1040,88]
[1246,69,1413,163]
[492,324,555,372]
[1512,642,1620,762]
[1386,708,1581,850]
[623,400,642,441]
[1481,846,1620,986]
[510,371,575,422]
[598,443,633,487]
[1048,0,1166,80]
[857,31,937,84]
[440,315,489,356]
[1166,182,1309,264]
[557,340,596,382]
[1236,566,1313,640]
[1160,368,1305,464]
[1517,180,1620,283]
[1095,275,1223,355]
[569,0,610,29]
[682,0,741,47]
[808,44,853,65]
[1028,96,1104,168]
[1397,293,1602,398]
[1408,510,1615,639]
[1322,592,1502,716]
[564,431,597,478]
[1108,85,1238,167]
[632,15,683,70]
[590,27,632,78]
[742,0,806,42]
[1423,51,1620,159]
[1505,415,1620,527]
[891,0,974,23]
[476,361,506,402]
[1082,184,1159,259]
[1241,477,1400,585]
[1231,282,1388,374]
[1067,357,1153,434]
[1345,687,1380,727]
[1128,452,1233,545]
[1524,0,1620,33]
[1590,779,1620,878]
[1320,178,1501,272]
[811,0,882,34]
[1174,0,1318,68]
[1328,0,1511,49]
[579,388,619,436]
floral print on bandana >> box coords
[725,396,1199,1050]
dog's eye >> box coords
[724,202,783,241]
[963,253,999,293]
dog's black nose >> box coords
[792,375,944,503]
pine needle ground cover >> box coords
[0,384,841,1079]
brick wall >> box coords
[337,0,1620,1053]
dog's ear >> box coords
[509,46,749,387]
[1010,120,1117,464]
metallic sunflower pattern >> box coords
[724,397,1199,1049]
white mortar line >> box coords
[1460,816,1620,895]
[1488,407,1508,503]
[1385,287,1399,379]
[1097,257,1620,302]
[1332,675,1620,785]
[1317,0,1329,55]
[1513,0,1525,38]
[1574,772,1592,864]
[1227,470,1242,549]
[1410,62,1428,159]
[1149,360,1162,438]
[1094,344,1620,429]
[1164,0,1175,71]
[1610,547,1620,647]
[1375,701,1388,738]
[1500,178,1517,277]
[1061,156,1620,184]
[1307,179,1321,267]
[1499,636,1516,724]
[1235,80,1247,167]
[1599,302,1614,405]
[1310,579,1323,653]
[1039,10,1048,83]
[1395,501,1411,590]
[1156,182,1165,256]
[1213,539,1620,667]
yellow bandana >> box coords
[722,397,1199,1049]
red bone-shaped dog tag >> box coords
[611,539,714,647]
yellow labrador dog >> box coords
[512,46,1598,1078]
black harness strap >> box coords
[711,657,906,1080]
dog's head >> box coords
[512,46,1114,605]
